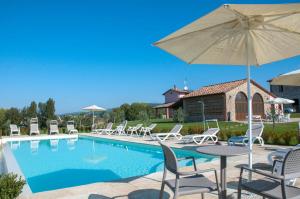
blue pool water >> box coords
[9,136,216,193]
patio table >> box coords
[196,145,248,199]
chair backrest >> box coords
[282,148,300,179]
[30,123,39,132]
[67,121,75,131]
[50,120,58,131]
[206,119,219,130]
[135,123,143,129]
[10,124,18,132]
[119,120,127,130]
[160,142,178,174]
[202,128,220,136]
[30,117,38,124]
[149,123,157,130]
[170,124,183,134]
[246,123,264,138]
[106,122,113,130]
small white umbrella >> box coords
[82,105,106,128]
[154,3,300,173]
[266,97,295,104]
[270,69,300,86]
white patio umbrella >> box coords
[82,105,106,128]
[154,4,300,170]
[266,97,295,104]
[270,69,300,86]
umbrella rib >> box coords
[262,11,300,18]
[188,28,242,64]
[263,12,300,24]
[154,19,237,45]
[264,23,300,36]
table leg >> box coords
[220,156,227,199]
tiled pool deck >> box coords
[1,133,299,199]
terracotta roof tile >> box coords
[183,79,246,98]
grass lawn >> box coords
[126,119,299,145]
[291,113,300,118]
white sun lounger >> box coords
[140,124,157,138]
[127,123,143,136]
[153,124,183,141]
[10,124,20,136]
[67,121,78,134]
[92,122,113,134]
[181,119,220,145]
[228,122,264,146]
[180,119,220,145]
[106,121,127,135]
[49,120,59,135]
[30,118,40,136]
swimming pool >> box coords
[9,136,216,193]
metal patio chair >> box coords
[238,148,300,199]
[159,142,220,199]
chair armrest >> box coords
[177,156,197,171]
[178,168,216,176]
[177,156,195,161]
[241,166,284,180]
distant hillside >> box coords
[60,103,160,116]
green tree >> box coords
[45,98,55,120]
[38,102,47,128]
[0,109,6,136]
[138,110,149,123]
[5,108,21,125]
[27,101,37,118]
[102,111,111,123]
[173,108,185,123]
[111,108,125,123]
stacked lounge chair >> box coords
[30,118,40,136]
[67,121,78,134]
[49,120,59,135]
[10,124,20,136]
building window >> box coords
[279,85,284,92]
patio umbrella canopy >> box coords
[82,105,106,128]
[270,69,300,86]
[266,97,295,104]
[154,3,300,170]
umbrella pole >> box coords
[247,65,253,178]
[92,111,95,130]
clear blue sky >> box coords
[1,0,300,114]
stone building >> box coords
[269,85,300,113]
[182,79,275,121]
[153,86,190,119]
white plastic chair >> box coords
[10,124,20,136]
[30,118,40,136]
[49,120,59,135]
[67,121,78,134]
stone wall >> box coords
[226,82,273,121]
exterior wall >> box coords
[270,85,300,112]
[164,91,184,103]
[226,82,273,121]
[183,94,226,122]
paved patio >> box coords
[0,133,298,199]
